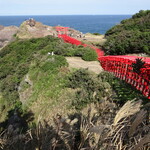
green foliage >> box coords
[0,36,69,121]
[92,33,101,35]
[1,34,97,122]
[104,10,150,55]
[132,10,150,19]
[40,39,95,59]
[54,43,96,60]
[98,71,148,105]
[82,48,98,61]
[132,58,145,74]
[41,55,68,72]
[67,69,112,109]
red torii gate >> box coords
[56,26,150,100]
[55,26,69,36]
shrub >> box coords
[67,69,91,89]
[0,36,69,121]
[98,71,148,105]
[92,33,101,35]
[104,10,150,55]
[41,56,68,72]
[74,47,86,57]
[82,48,97,61]
[67,69,113,109]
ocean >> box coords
[0,15,131,34]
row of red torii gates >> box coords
[55,26,150,100]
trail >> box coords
[66,57,103,74]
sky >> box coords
[0,0,150,15]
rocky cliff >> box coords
[0,25,19,49]
[0,19,83,49]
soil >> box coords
[77,33,106,46]
[66,57,103,74]
[0,26,19,49]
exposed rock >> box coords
[0,26,19,49]
[0,25,4,30]
[17,19,84,39]
[26,18,36,27]
[0,19,84,48]
[18,74,33,104]
[16,19,57,39]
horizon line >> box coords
[0,14,133,16]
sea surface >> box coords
[0,15,131,34]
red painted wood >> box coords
[57,32,150,99]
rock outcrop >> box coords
[16,19,57,39]
[0,19,83,48]
[16,19,83,39]
[0,25,19,49]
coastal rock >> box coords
[16,19,83,39]
[0,26,19,49]
[16,19,57,39]
[0,19,84,48]
[0,25,4,30]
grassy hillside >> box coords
[103,10,150,55]
[0,35,149,150]
[0,36,98,121]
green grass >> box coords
[0,34,148,127]
[1,35,97,122]
[0,36,69,121]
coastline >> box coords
[0,15,131,34]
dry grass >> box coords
[66,57,103,74]
[80,33,107,46]
[0,99,149,150]
[114,100,142,126]
[104,100,150,150]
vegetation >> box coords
[0,37,67,120]
[98,72,148,105]
[0,36,96,122]
[92,33,101,35]
[67,69,112,109]
[103,10,150,55]
[0,91,149,150]
[82,48,98,61]
[0,29,149,149]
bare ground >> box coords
[66,57,103,74]
[77,33,106,46]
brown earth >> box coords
[16,20,56,39]
[16,19,83,39]
[66,57,103,74]
[0,26,19,49]
[0,19,106,50]
[77,33,106,46]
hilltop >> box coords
[0,19,82,49]
[103,10,150,55]
[0,19,106,50]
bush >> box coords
[98,71,148,105]
[67,69,113,109]
[41,56,68,72]
[0,36,69,121]
[82,48,98,61]
[92,33,101,35]
[74,47,86,57]
[104,10,150,55]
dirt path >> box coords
[76,34,106,46]
[66,57,103,74]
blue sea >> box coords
[0,15,131,34]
